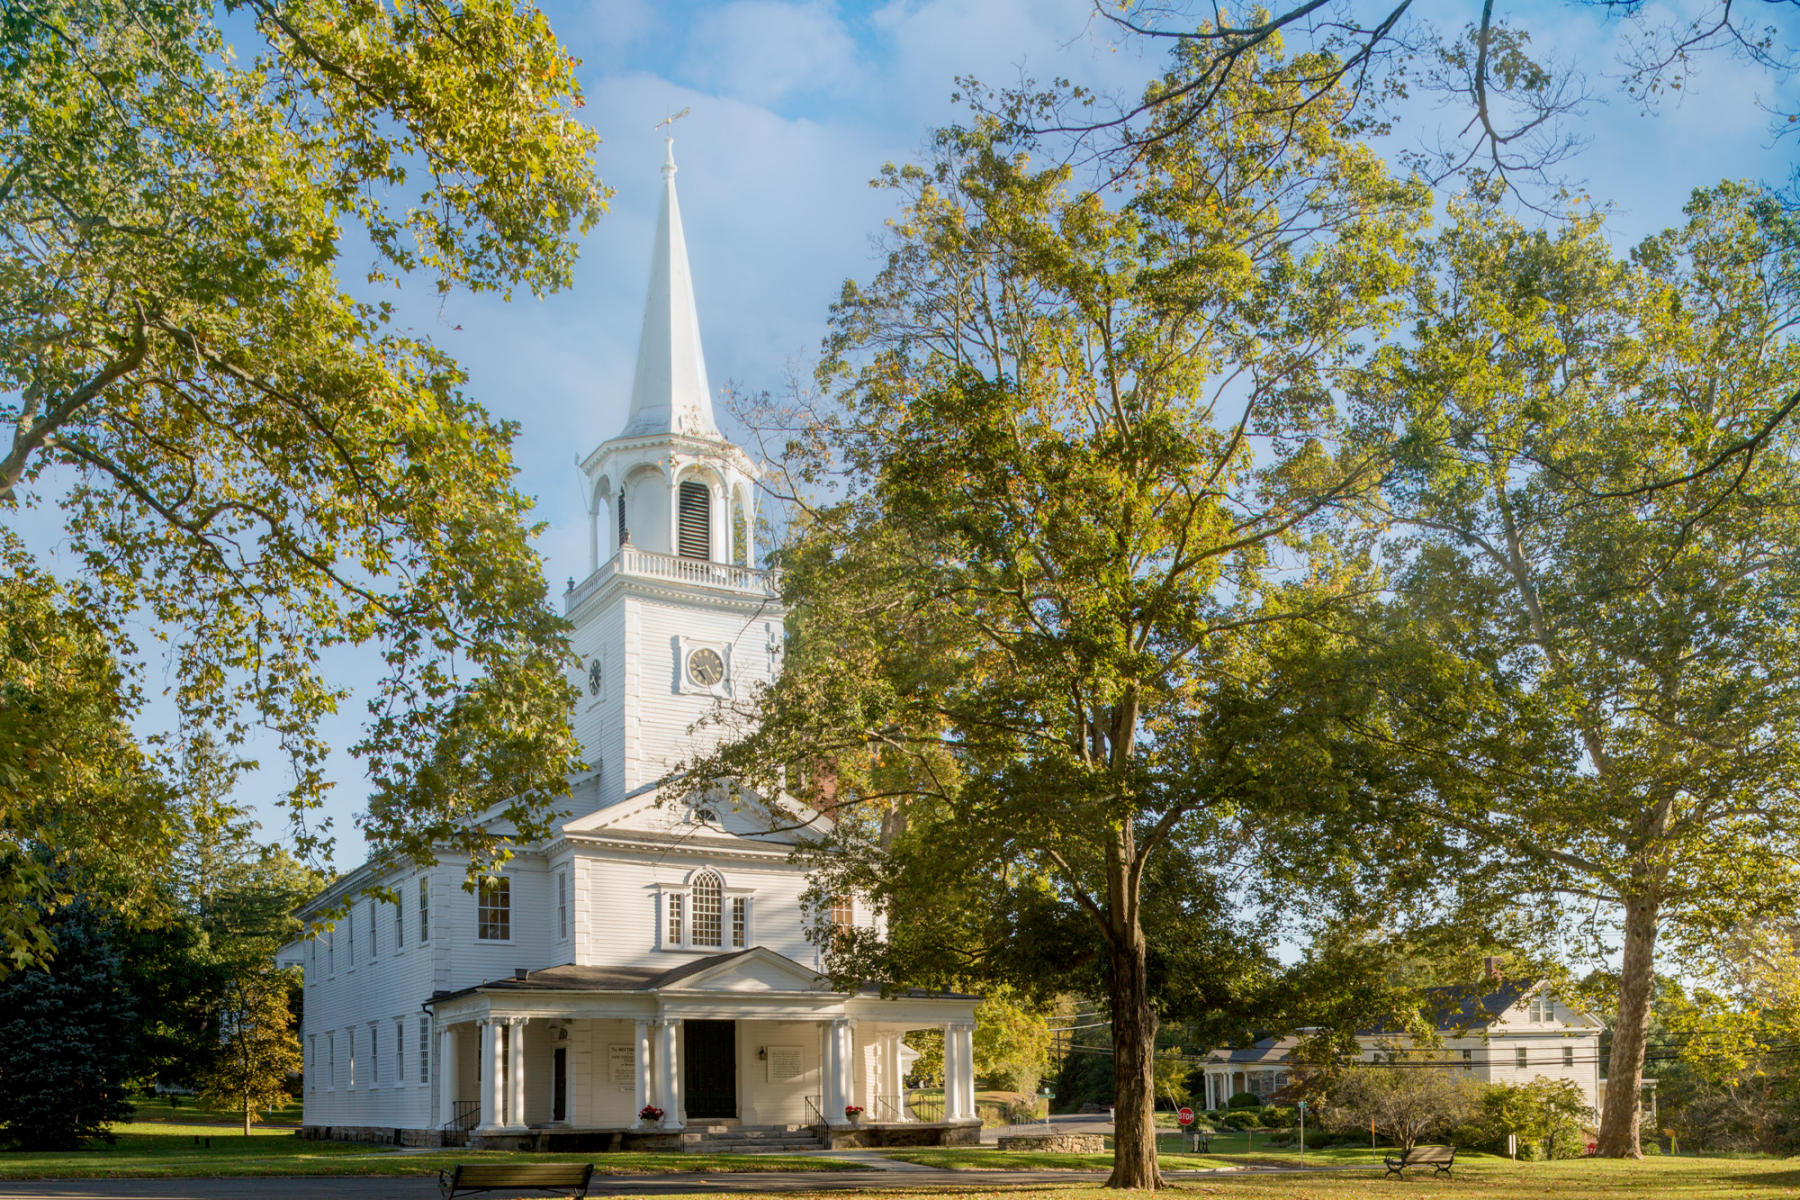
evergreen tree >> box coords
[0,897,135,1148]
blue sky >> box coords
[31,0,1800,866]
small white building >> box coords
[292,142,980,1151]
[1197,978,1605,1113]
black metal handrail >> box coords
[445,1099,480,1131]
[803,1094,827,1128]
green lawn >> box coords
[0,1122,854,1179]
[125,1095,303,1127]
[883,1142,1388,1172]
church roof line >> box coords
[621,137,720,440]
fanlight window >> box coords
[692,870,723,947]
[678,480,710,559]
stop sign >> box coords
[1178,1107,1195,1126]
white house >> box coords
[292,141,980,1151]
[1197,975,1606,1114]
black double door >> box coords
[683,1020,738,1119]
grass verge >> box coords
[0,1123,854,1179]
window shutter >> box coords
[618,488,627,546]
[678,481,710,559]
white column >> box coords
[478,1019,500,1129]
[948,1022,975,1122]
[507,1019,527,1126]
[821,1020,845,1122]
[634,1020,652,1119]
[438,1025,460,1127]
[657,1018,683,1128]
[564,1026,579,1128]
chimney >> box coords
[1482,955,1504,982]
[514,968,528,981]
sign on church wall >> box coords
[608,1043,635,1087]
[767,1045,804,1083]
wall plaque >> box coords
[608,1043,635,1088]
[767,1045,804,1083]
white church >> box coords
[290,143,981,1152]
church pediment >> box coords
[561,782,825,846]
[653,947,831,994]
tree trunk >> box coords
[1595,893,1659,1157]
[1105,925,1162,1189]
[243,1098,251,1137]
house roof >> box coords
[431,946,976,1004]
[1358,979,1541,1035]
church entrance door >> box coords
[683,1020,737,1119]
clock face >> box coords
[587,658,602,695]
[687,647,725,687]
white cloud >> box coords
[683,2,862,107]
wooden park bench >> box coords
[438,1162,595,1200]
[1384,1144,1456,1178]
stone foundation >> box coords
[821,1121,982,1149]
[300,1125,444,1148]
[996,1133,1107,1152]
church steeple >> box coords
[622,137,719,438]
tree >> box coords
[0,895,136,1148]
[682,40,1427,1188]
[0,0,602,925]
[1075,3,1797,204]
[1326,1062,1475,1151]
[1471,1078,1593,1159]
[196,966,302,1135]
[1376,182,1800,1155]
[0,529,166,975]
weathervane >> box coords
[653,106,691,134]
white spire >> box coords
[622,137,720,438]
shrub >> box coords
[1261,1105,1295,1128]
[1220,1110,1263,1130]
[1226,1091,1262,1109]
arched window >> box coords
[678,480,710,560]
[617,488,627,547]
[731,499,747,566]
[692,870,723,947]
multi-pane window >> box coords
[326,930,335,975]
[394,896,404,949]
[666,892,684,945]
[1527,995,1552,1023]
[395,1019,405,1084]
[347,907,356,966]
[419,1016,431,1084]
[478,878,511,941]
[1515,1046,1528,1069]
[348,1027,358,1087]
[327,1031,336,1089]
[1462,1049,1473,1070]
[730,896,748,949]
[418,876,430,944]
[369,1023,379,1085]
[557,870,569,941]
[692,871,723,947]
[1563,1045,1574,1068]
[307,1035,316,1088]
[369,902,379,958]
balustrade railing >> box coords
[566,547,779,608]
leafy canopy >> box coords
[1,0,608,898]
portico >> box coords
[428,949,978,1145]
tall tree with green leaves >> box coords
[0,0,603,932]
[679,42,1427,1188]
[1377,182,1800,1156]
[197,965,302,1135]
